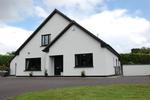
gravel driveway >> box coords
[0,76,150,100]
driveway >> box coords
[0,76,150,100]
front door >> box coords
[54,55,63,75]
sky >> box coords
[0,0,150,54]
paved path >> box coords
[0,76,150,100]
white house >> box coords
[10,9,121,76]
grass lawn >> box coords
[7,84,150,100]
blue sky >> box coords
[0,0,150,54]
[108,0,150,19]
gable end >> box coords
[15,9,72,55]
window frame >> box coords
[25,58,41,71]
[41,34,50,46]
[75,53,93,68]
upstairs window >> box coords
[75,53,93,68]
[41,34,50,46]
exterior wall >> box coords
[104,49,120,75]
[47,25,119,76]
[10,13,70,76]
[10,56,18,75]
[123,65,150,76]
[38,13,70,40]
[10,12,119,76]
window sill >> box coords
[74,66,93,68]
[40,45,48,47]
[24,70,42,72]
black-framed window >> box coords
[25,58,41,71]
[41,34,50,46]
[75,53,93,67]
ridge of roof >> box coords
[15,9,72,55]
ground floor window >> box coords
[25,58,41,71]
[75,53,93,67]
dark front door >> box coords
[54,55,63,75]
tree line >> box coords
[120,47,150,64]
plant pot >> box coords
[45,73,48,77]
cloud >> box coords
[44,0,104,8]
[79,9,150,53]
[34,6,49,18]
[0,0,49,23]
[0,0,35,22]
[0,24,32,54]
[43,0,107,18]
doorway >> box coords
[53,55,63,76]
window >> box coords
[75,53,93,67]
[25,58,41,71]
[116,59,118,66]
[41,34,50,46]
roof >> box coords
[15,9,72,55]
[14,9,120,58]
[43,20,120,57]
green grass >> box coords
[7,84,150,100]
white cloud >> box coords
[43,0,107,18]
[0,24,32,54]
[44,0,104,9]
[79,9,150,53]
[0,0,35,22]
[34,6,49,18]
[0,0,49,22]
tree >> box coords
[121,47,150,64]
[131,47,150,54]
[0,51,15,71]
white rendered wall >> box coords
[47,25,119,76]
[10,13,70,76]
[104,49,120,75]
[10,56,18,75]
[123,65,150,76]
[38,13,70,40]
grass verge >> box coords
[7,84,150,100]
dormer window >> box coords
[41,34,50,46]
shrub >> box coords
[29,72,33,77]
[0,54,14,66]
[0,65,9,71]
[44,69,48,77]
[120,53,150,64]
[81,71,86,77]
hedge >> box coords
[0,54,14,70]
[120,53,150,64]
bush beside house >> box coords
[0,52,14,76]
[120,47,150,64]
[120,53,150,64]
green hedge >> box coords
[0,54,14,70]
[120,53,150,64]
[131,47,150,54]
